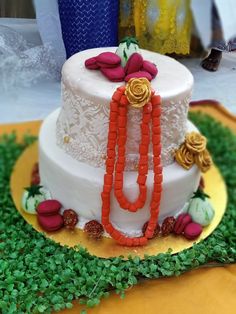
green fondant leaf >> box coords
[25,185,43,198]
[123,49,128,60]
[120,36,139,48]
[192,188,210,200]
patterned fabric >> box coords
[56,83,191,170]
[120,0,192,55]
[58,0,119,58]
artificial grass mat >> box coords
[0,112,236,313]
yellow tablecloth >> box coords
[1,102,236,314]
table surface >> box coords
[1,103,236,314]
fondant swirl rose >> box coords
[185,132,207,153]
[195,149,212,173]
[125,78,151,108]
[175,144,195,170]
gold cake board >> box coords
[2,101,235,314]
[10,141,226,259]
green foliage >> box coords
[0,113,236,313]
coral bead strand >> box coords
[145,95,162,239]
[114,100,151,212]
[101,87,163,246]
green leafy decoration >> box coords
[120,36,139,48]
[25,185,43,198]
[123,48,128,61]
[192,188,210,200]
[0,112,236,313]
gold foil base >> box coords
[10,141,227,259]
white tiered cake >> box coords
[39,47,201,237]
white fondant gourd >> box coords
[22,186,51,214]
[187,192,215,226]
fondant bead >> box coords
[174,213,192,235]
[37,200,61,216]
[152,107,161,117]
[153,126,161,134]
[38,214,64,232]
[118,146,125,155]
[120,95,129,106]
[151,95,161,105]
[153,136,161,145]
[107,139,116,148]
[118,128,126,136]
[124,52,143,75]
[118,116,127,128]
[139,164,148,175]
[139,144,149,155]
[116,163,125,172]
[107,149,116,158]
[115,173,123,181]
[112,91,123,102]
[152,192,161,202]
[153,156,161,164]
[139,155,149,164]
[137,175,147,185]
[85,57,99,70]
[153,145,161,156]
[96,52,121,66]
[125,71,152,82]
[119,107,127,116]
[184,222,203,240]
[143,113,151,123]
[108,132,116,140]
[101,66,125,82]
[104,174,113,185]
[110,102,119,112]
[103,185,112,193]
[110,112,117,121]
[153,117,160,126]
[154,185,162,193]
[141,60,158,78]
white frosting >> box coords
[40,109,201,237]
[56,47,193,169]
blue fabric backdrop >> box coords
[58,0,119,58]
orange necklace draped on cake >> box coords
[101,83,162,246]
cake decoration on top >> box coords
[125,78,152,108]
[84,37,158,82]
[115,36,140,66]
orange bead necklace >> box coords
[101,85,162,246]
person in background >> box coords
[119,0,192,56]
[0,0,34,18]
[201,3,236,71]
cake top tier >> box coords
[62,47,193,100]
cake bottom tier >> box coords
[39,109,201,237]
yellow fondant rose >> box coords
[195,149,212,173]
[125,78,151,108]
[185,132,207,153]
[175,144,195,170]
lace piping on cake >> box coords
[56,83,190,170]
